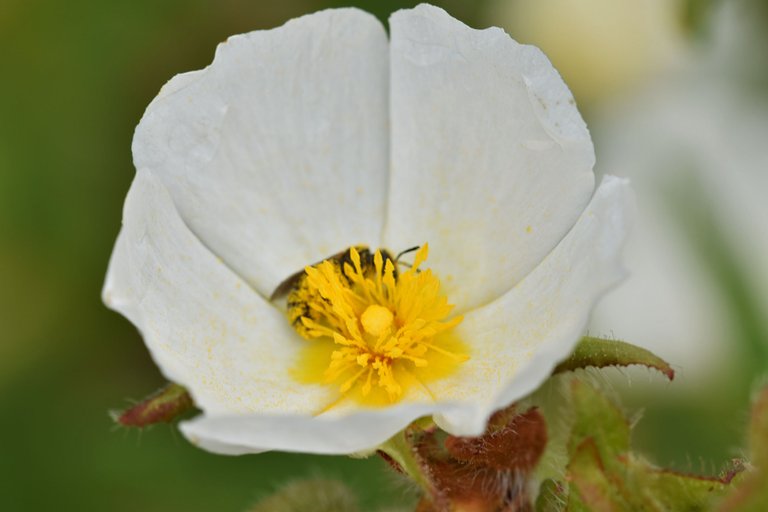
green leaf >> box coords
[748,385,768,467]
[535,479,567,512]
[554,336,674,380]
[565,379,739,512]
[567,439,630,512]
[717,386,768,511]
[567,379,630,462]
[111,382,194,427]
[246,478,359,512]
[635,465,734,510]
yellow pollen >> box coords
[288,244,469,407]
[361,305,394,337]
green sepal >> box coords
[111,382,194,427]
[554,336,674,380]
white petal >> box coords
[385,4,595,312]
[180,402,455,455]
[103,170,334,416]
[132,8,390,298]
[430,176,633,435]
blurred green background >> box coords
[1,0,766,510]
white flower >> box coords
[103,4,632,455]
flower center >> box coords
[361,305,394,337]
[288,244,469,405]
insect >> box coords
[270,246,419,337]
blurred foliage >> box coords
[246,478,360,512]
[1,0,766,510]
[683,0,719,35]
[626,167,768,473]
[0,1,482,510]
[664,171,768,379]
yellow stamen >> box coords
[289,244,469,405]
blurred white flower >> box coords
[103,4,631,455]
[589,1,768,378]
[487,0,686,104]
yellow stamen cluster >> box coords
[290,245,468,403]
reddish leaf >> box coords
[445,408,547,472]
[408,407,547,511]
[113,383,193,427]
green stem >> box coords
[379,430,433,495]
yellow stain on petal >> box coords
[288,244,468,407]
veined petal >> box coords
[132,8,390,299]
[107,5,635,458]
[180,402,454,455]
[385,4,595,313]
[429,176,633,436]
[103,170,334,416]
